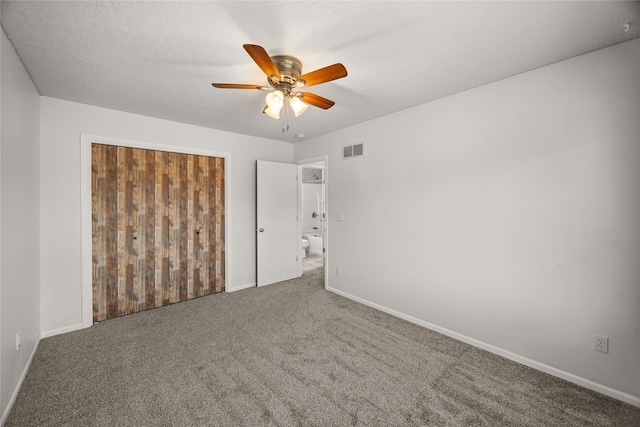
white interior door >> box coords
[257,160,299,286]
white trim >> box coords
[80,134,231,329]
[326,285,640,408]
[225,282,256,293]
[40,323,84,339]
[296,165,303,278]
[296,155,329,290]
[0,41,3,427]
[0,335,41,426]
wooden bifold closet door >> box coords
[92,144,225,322]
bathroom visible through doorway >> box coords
[298,156,328,286]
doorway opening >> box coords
[298,156,328,287]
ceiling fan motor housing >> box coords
[270,55,303,91]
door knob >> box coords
[259,228,264,232]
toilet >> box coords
[301,238,309,258]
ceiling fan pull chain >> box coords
[282,100,290,132]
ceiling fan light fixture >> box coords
[263,105,280,119]
[289,95,308,117]
[265,90,284,110]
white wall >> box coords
[1,29,41,420]
[302,182,322,233]
[294,39,640,404]
[40,97,292,335]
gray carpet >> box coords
[7,267,640,426]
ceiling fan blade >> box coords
[243,44,280,79]
[298,63,347,87]
[212,83,267,90]
[299,92,336,110]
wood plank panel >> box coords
[168,151,178,305]
[193,155,204,297]
[135,151,145,312]
[201,158,209,295]
[215,157,226,293]
[161,151,172,306]
[127,147,139,315]
[91,144,119,322]
[92,145,104,322]
[142,149,156,311]
[104,146,119,320]
[154,150,164,309]
[177,153,189,302]
[92,144,225,321]
[186,154,195,299]
[206,156,216,294]
[116,146,127,316]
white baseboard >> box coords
[226,281,256,293]
[41,323,84,339]
[1,334,41,426]
[326,285,640,408]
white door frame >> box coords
[80,134,231,328]
[297,155,329,290]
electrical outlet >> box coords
[336,266,342,275]
[593,334,608,354]
[16,333,21,351]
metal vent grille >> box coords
[343,143,364,159]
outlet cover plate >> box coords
[593,334,609,354]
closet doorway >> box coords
[91,143,225,322]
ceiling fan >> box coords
[212,44,347,121]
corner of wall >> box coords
[1,26,42,423]
[0,335,40,425]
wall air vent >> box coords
[343,143,364,159]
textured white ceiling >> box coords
[2,1,639,143]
